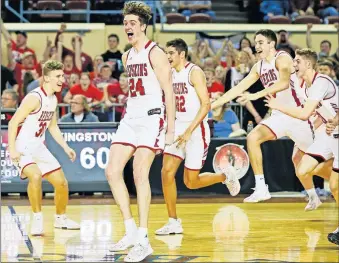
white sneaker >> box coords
[243,185,271,203]
[31,214,44,236]
[155,218,183,235]
[124,243,153,262]
[222,165,241,196]
[109,234,136,252]
[305,197,322,211]
[54,215,80,230]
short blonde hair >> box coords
[42,60,64,76]
[123,1,152,26]
[295,48,318,69]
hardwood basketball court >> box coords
[1,196,338,262]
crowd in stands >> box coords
[1,1,339,138]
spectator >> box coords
[204,68,224,97]
[92,63,118,90]
[0,18,37,65]
[57,34,82,88]
[209,101,243,138]
[215,65,227,84]
[290,0,315,20]
[317,60,339,85]
[306,23,337,60]
[315,0,339,23]
[101,33,123,79]
[260,0,290,22]
[59,94,99,123]
[276,30,301,57]
[179,1,216,20]
[1,89,18,109]
[9,51,42,101]
[1,65,18,94]
[224,51,252,92]
[91,55,104,79]
[105,72,129,122]
[64,73,104,107]
[55,23,93,72]
[189,39,215,68]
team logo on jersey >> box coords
[213,143,250,179]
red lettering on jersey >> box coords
[260,69,278,87]
[173,83,188,95]
[35,121,47,137]
[127,63,148,78]
[38,111,54,122]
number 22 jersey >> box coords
[16,86,57,150]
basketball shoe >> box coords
[328,228,339,245]
[124,242,153,262]
[222,165,241,196]
[155,218,183,235]
[109,234,136,252]
[243,185,271,203]
[31,213,43,236]
[54,214,80,230]
[304,196,322,211]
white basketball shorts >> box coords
[260,110,314,152]
[306,125,338,171]
[14,142,61,179]
[164,120,211,170]
[112,109,165,154]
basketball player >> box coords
[8,60,80,236]
[325,113,339,245]
[211,29,314,203]
[265,48,338,210]
[105,2,175,262]
[155,39,240,235]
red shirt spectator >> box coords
[92,63,118,91]
[13,52,42,100]
[10,31,38,65]
[208,81,224,94]
[63,54,82,89]
[69,83,103,103]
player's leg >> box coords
[21,164,44,235]
[123,147,155,261]
[106,143,136,251]
[327,168,339,245]
[44,168,80,230]
[245,123,276,202]
[155,154,183,236]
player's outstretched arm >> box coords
[8,95,41,160]
[48,113,76,162]
[187,67,210,133]
[151,47,175,143]
[248,55,292,101]
[211,63,259,110]
[265,94,319,120]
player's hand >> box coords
[9,150,22,163]
[64,146,76,162]
[175,129,192,149]
[264,94,281,110]
[165,131,174,146]
[326,118,338,135]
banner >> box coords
[1,124,117,191]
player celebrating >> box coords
[105,2,175,262]
[212,29,313,203]
[325,113,339,245]
[8,60,79,236]
[155,39,240,235]
[265,48,338,210]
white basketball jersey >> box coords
[172,62,205,122]
[257,51,303,107]
[125,40,164,117]
[302,73,338,134]
[16,87,57,148]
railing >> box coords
[4,0,163,25]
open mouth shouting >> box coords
[127,32,134,41]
